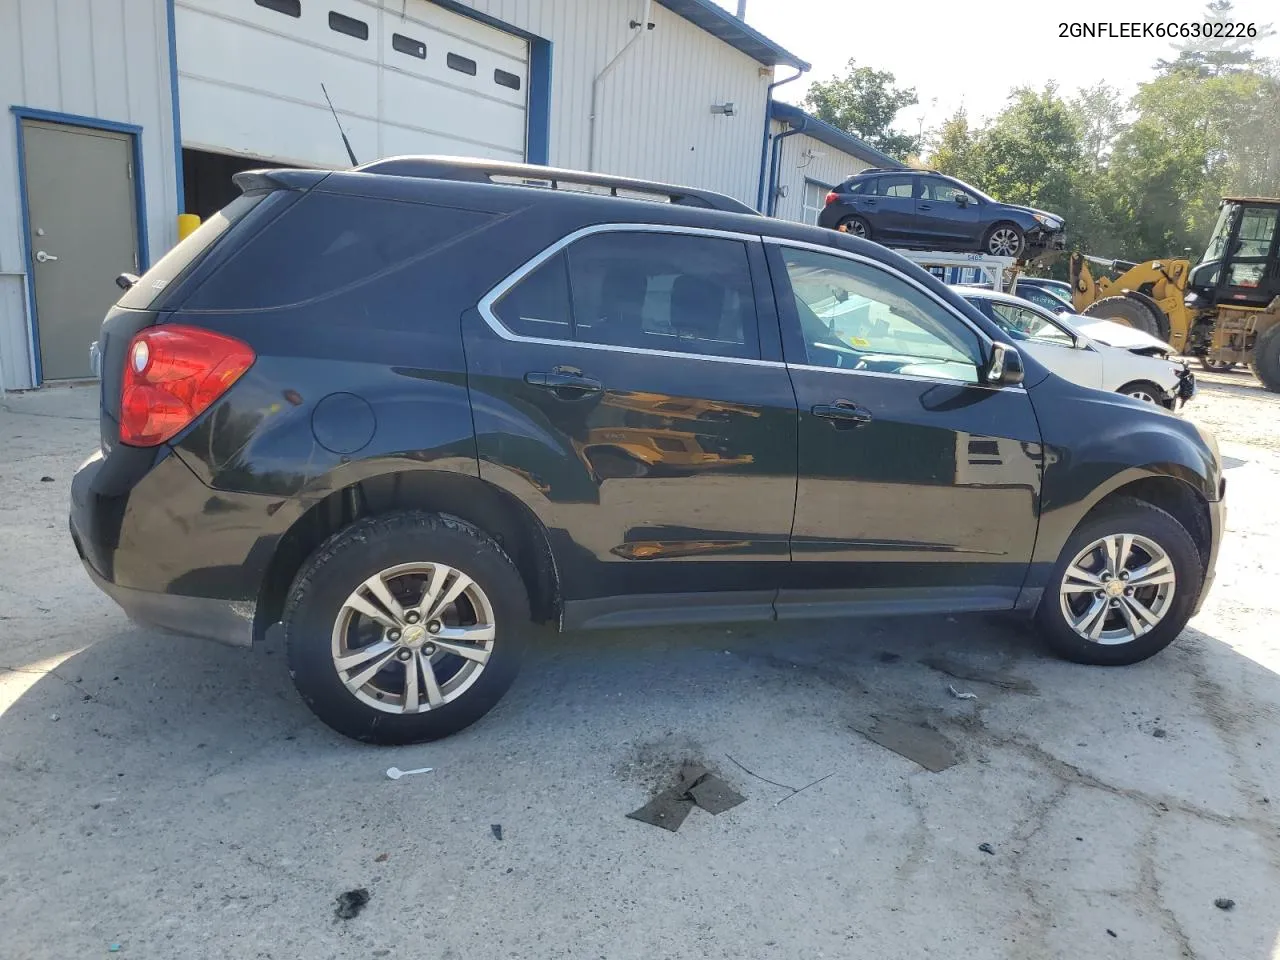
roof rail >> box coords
[354,155,759,215]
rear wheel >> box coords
[984,223,1025,258]
[284,512,530,744]
[1251,324,1280,393]
[1117,379,1168,407]
[838,216,871,240]
[1036,497,1201,666]
[1082,295,1165,340]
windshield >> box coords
[971,297,1075,347]
[948,176,994,204]
[1198,203,1236,266]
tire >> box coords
[838,216,871,240]
[1198,356,1237,373]
[284,511,530,744]
[983,222,1025,258]
[1251,324,1280,393]
[1082,295,1164,340]
[1117,379,1168,407]
[1035,497,1202,666]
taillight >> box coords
[824,191,839,205]
[119,325,255,447]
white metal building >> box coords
[2,0,887,390]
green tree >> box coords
[1071,83,1125,172]
[1156,0,1275,76]
[975,85,1083,214]
[803,59,921,159]
[928,107,984,183]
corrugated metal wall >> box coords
[458,0,771,204]
[769,119,872,225]
[0,0,178,389]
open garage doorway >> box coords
[183,148,286,220]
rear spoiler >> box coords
[232,168,331,194]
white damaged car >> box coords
[956,287,1196,409]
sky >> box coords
[713,0,1280,140]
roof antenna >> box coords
[321,83,359,167]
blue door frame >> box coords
[10,106,150,385]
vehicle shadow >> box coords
[2,605,1278,958]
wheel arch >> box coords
[1082,475,1211,573]
[255,469,560,642]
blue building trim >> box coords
[526,37,553,165]
[166,0,186,212]
[426,1,552,165]
[654,0,808,69]
[10,107,151,385]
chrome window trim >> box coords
[475,222,780,367]
[786,362,1026,392]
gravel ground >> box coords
[1,379,1278,960]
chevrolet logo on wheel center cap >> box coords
[402,624,427,646]
[1105,580,1125,598]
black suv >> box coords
[71,158,1222,744]
[818,169,1066,259]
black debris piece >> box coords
[852,716,959,772]
[1214,898,1236,911]
[978,842,995,855]
[1153,728,1167,738]
[627,790,695,832]
[1107,929,1117,938]
[491,824,503,841]
[689,776,747,815]
[627,762,745,831]
[40,476,54,482]
[334,888,370,920]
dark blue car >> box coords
[818,169,1066,260]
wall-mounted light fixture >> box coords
[710,102,736,117]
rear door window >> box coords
[492,230,761,361]
[874,175,915,198]
[182,192,493,310]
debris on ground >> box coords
[40,476,54,482]
[107,945,121,953]
[851,716,959,772]
[334,888,370,920]
[627,761,744,831]
[50,713,59,722]
[1214,897,1236,911]
[385,766,432,781]
[1107,929,1117,938]
[948,684,978,701]
[921,656,1036,694]
[1153,728,1168,738]
[491,824,503,841]
[978,843,995,855]
[727,755,833,806]
[373,852,388,863]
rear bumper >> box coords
[69,443,291,647]
[75,547,255,646]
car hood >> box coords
[1068,316,1171,353]
[993,202,1065,227]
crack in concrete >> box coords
[1138,821,1199,960]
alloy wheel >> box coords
[842,218,868,238]
[1058,534,1176,644]
[331,562,495,714]
[987,228,1022,257]
[1127,388,1158,403]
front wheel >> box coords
[984,223,1025,258]
[1117,380,1171,408]
[1035,497,1202,665]
[284,512,530,744]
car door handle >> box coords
[525,371,603,395]
[918,203,932,210]
[812,401,873,427]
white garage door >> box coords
[175,0,529,167]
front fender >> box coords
[1028,379,1221,569]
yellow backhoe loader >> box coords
[1067,197,1280,390]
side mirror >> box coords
[115,272,139,291]
[954,194,968,207]
[984,342,1025,386]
